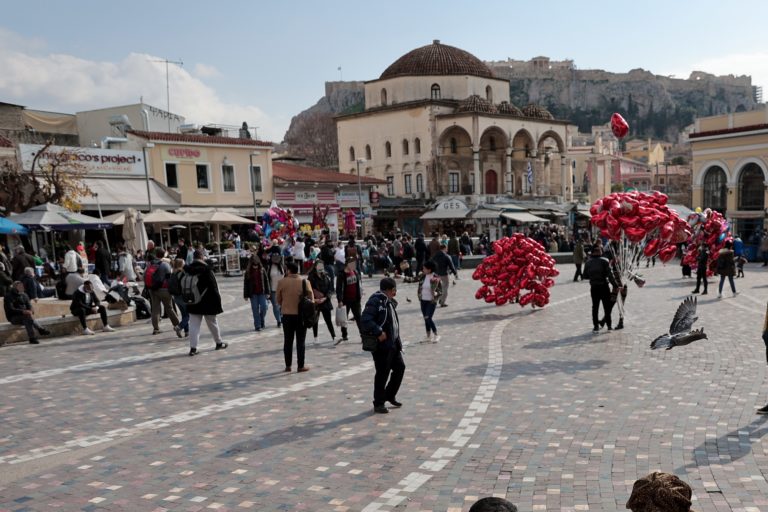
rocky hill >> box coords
[283,60,760,162]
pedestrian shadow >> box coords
[521,332,610,350]
[676,415,768,474]
[150,370,290,399]
[462,358,609,381]
[218,410,373,456]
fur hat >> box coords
[626,472,693,512]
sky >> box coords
[1,0,767,143]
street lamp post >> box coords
[93,192,110,254]
[356,158,366,239]
[142,142,155,212]
[249,151,262,220]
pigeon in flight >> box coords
[650,296,707,350]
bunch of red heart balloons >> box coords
[590,191,691,263]
[681,208,731,276]
[472,234,559,308]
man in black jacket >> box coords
[185,249,227,356]
[431,244,458,307]
[583,246,617,332]
[414,234,427,273]
[70,280,113,335]
[94,241,111,285]
[692,243,709,295]
[361,277,405,414]
[4,281,50,344]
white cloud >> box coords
[0,33,283,141]
[192,62,221,79]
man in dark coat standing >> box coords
[185,249,227,356]
[94,241,111,285]
[361,277,405,414]
[414,233,427,274]
[583,246,617,332]
[11,246,36,282]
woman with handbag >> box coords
[276,261,314,373]
[307,260,336,345]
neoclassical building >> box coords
[690,107,768,240]
[335,41,571,208]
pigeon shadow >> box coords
[218,410,373,456]
[676,415,768,474]
[463,358,609,381]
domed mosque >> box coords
[335,40,570,234]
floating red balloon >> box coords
[611,113,629,139]
[472,234,558,308]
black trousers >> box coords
[9,314,43,340]
[312,307,336,339]
[372,347,405,407]
[341,299,362,338]
[590,284,611,329]
[694,270,708,293]
[72,306,108,328]
[282,314,307,369]
[573,263,583,281]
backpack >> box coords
[299,279,318,328]
[180,272,206,305]
[168,270,183,296]
[144,262,163,290]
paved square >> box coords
[1,263,768,511]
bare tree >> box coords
[0,141,91,213]
[284,111,338,169]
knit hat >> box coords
[626,472,693,512]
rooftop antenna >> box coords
[150,58,183,131]
[338,66,342,81]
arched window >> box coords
[349,146,355,162]
[365,144,371,160]
[738,163,764,210]
[385,141,391,158]
[381,88,388,106]
[450,137,457,154]
[703,166,727,212]
[485,85,493,103]
[402,139,409,156]
[431,83,441,100]
[489,136,496,151]
[414,138,421,154]
[416,173,424,193]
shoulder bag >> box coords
[299,279,318,328]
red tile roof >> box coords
[0,134,14,148]
[273,162,386,185]
[128,130,273,147]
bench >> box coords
[0,298,136,346]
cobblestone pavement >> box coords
[1,263,768,511]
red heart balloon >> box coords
[610,113,629,139]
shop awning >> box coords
[667,204,693,219]
[530,210,567,217]
[420,208,469,220]
[470,208,502,219]
[176,206,267,217]
[80,178,180,211]
[500,212,549,223]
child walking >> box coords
[736,254,747,278]
[417,260,443,343]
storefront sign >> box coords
[161,146,208,162]
[436,198,469,212]
[337,190,370,206]
[295,191,318,202]
[19,144,144,176]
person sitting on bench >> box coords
[70,280,114,335]
[3,281,50,345]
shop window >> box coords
[381,88,388,106]
[416,173,424,193]
[431,83,441,100]
[739,163,764,210]
[486,85,493,103]
[448,172,459,193]
[402,139,409,156]
[385,141,391,158]
[196,164,210,190]
[386,176,394,196]
[404,174,412,195]
[414,138,421,154]
[250,165,262,192]
[349,146,355,162]
[165,163,178,188]
[365,144,371,160]
[703,166,726,211]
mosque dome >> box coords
[380,40,494,80]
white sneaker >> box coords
[82,327,95,335]
[432,334,440,343]
[422,333,432,343]
[103,325,115,332]
[733,291,740,297]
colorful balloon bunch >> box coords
[472,234,559,308]
[262,200,298,241]
[590,191,691,265]
[681,208,731,275]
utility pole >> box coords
[150,58,183,131]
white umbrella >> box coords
[188,211,256,261]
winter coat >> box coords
[243,265,271,298]
[584,255,617,287]
[184,260,223,316]
[70,286,102,314]
[4,288,32,319]
[336,268,362,303]
[573,241,586,265]
[11,252,36,281]
[715,248,736,277]
[417,273,443,304]
[431,251,457,277]
[361,291,401,351]
[276,274,313,315]
[308,271,334,312]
